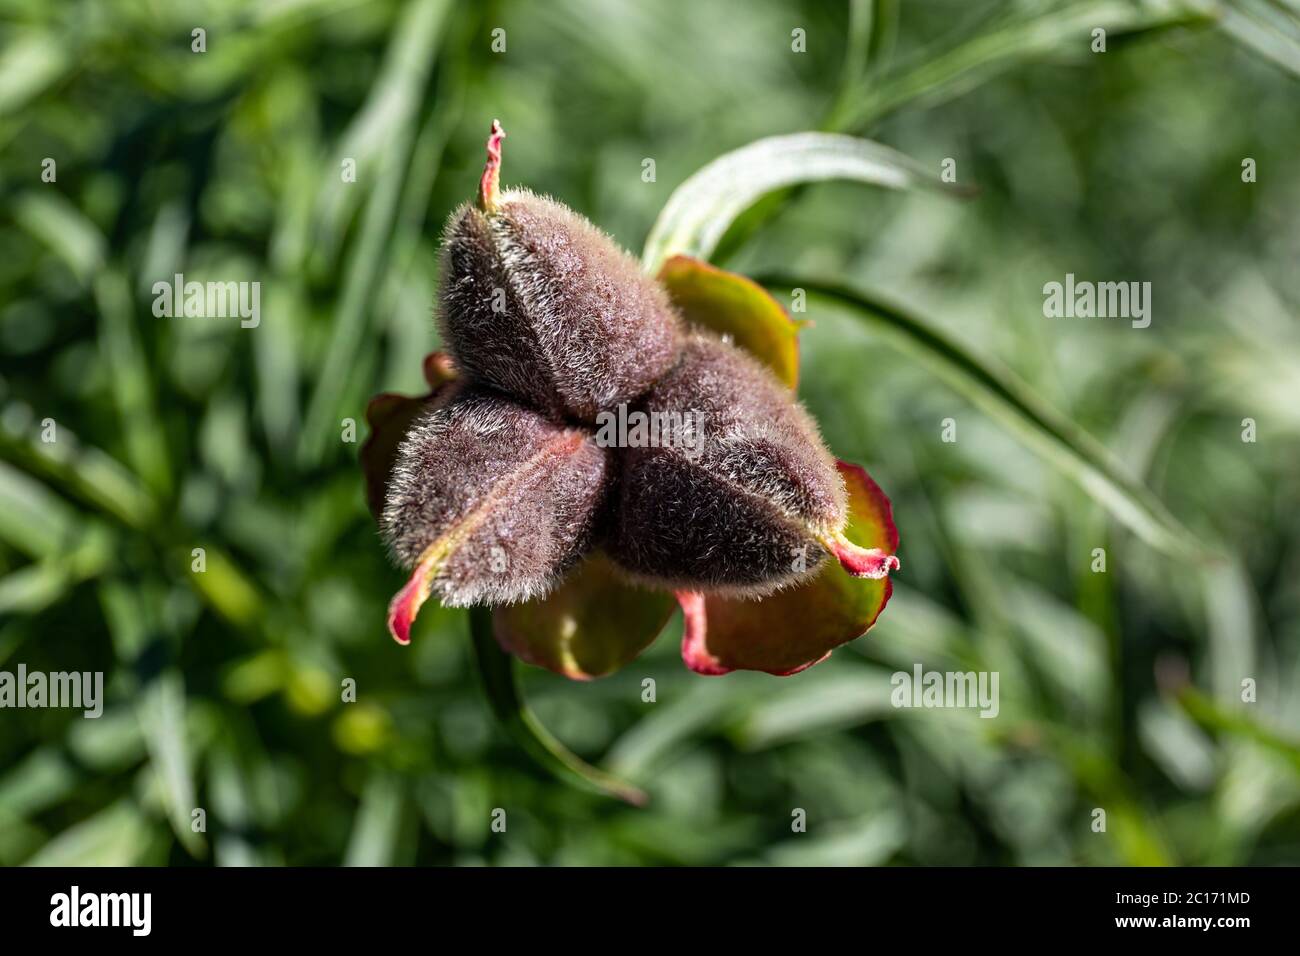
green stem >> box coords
[468,607,647,806]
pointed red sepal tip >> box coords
[387,552,440,645]
[676,591,731,676]
[826,534,900,579]
[478,119,505,212]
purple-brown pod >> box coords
[381,384,610,642]
[608,333,879,597]
[437,122,679,423]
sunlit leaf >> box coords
[11,192,105,284]
[657,255,801,388]
[0,31,69,116]
[24,800,153,867]
[138,671,205,858]
[344,772,405,866]
[1217,0,1300,79]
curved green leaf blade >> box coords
[469,607,648,806]
[760,276,1204,559]
[1218,0,1300,79]
[642,132,966,273]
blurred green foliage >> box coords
[1,0,1299,866]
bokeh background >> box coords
[2,0,1299,865]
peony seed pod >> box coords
[608,333,897,596]
[438,121,679,423]
[381,385,610,642]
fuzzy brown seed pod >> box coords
[607,333,850,597]
[437,123,679,423]
[381,385,610,641]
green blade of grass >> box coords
[0,31,70,118]
[1176,686,1300,775]
[11,192,106,286]
[343,771,405,866]
[0,404,156,530]
[298,0,452,467]
[759,276,1205,559]
[0,461,78,559]
[137,670,206,858]
[94,270,172,499]
[0,528,114,616]
[840,0,877,92]
[23,801,156,867]
[828,0,1215,132]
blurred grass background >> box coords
[1,0,1299,865]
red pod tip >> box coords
[478,119,506,212]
